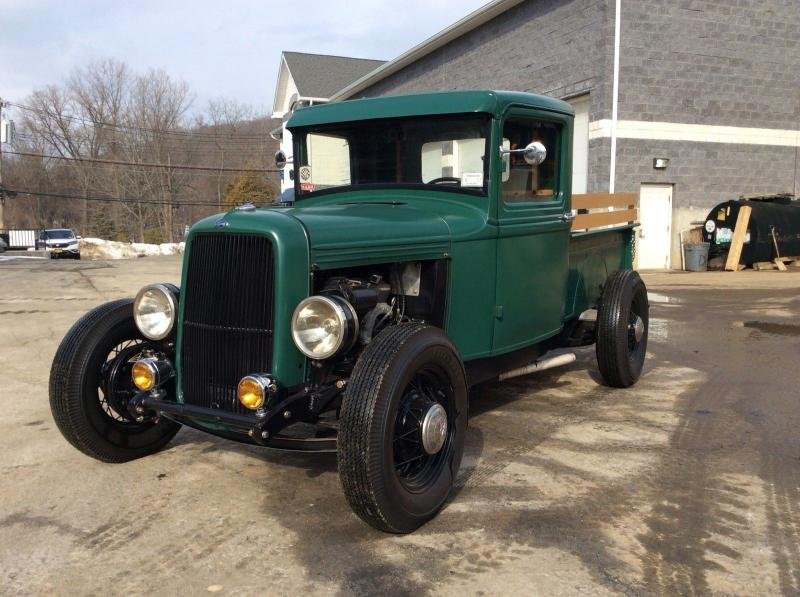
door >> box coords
[493,109,572,353]
[638,184,673,269]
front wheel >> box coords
[596,269,649,388]
[49,299,181,462]
[338,324,468,533]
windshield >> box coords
[293,114,490,198]
[44,230,75,239]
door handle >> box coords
[559,213,575,222]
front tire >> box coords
[596,270,649,388]
[49,299,181,462]
[338,324,468,533]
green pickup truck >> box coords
[49,90,648,533]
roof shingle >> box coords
[283,51,386,99]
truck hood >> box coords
[285,202,453,268]
[192,194,490,269]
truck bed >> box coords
[564,225,636,322]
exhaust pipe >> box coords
[498,353,576,382]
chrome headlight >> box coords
[291,295,358,360]
[133,283,179,340]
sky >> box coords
[2,0,489,116]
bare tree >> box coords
[6,58,280,240]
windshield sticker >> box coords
[298,166,314,192]
[461,172,484,187]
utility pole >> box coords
[0,96,5,230]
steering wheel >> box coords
[427,176,461,186]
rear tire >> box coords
[49,299,181,462]
[338,324,468,533]
[596,270,649,388]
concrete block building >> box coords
[327,0,800,269]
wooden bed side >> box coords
[571,193,638,231]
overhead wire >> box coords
[5,187,231,208]
[7,101,277,142]
[5,150,279,173]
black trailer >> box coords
[702,195,800,266]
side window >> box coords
[501,118,560,204]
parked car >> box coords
[40,229,80,259]
[48,90,648,533]
[0,237,7,253]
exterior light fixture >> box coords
[653,158,669,170]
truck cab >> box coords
[49,91,648,533]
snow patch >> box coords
[79,238,185,260]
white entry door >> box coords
[638,184,673,269]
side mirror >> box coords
[500,141,547,166]
[274,150,287,170]
[522,141,547,166]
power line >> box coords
[15,131,272,150]
[5,187,230,207]
[6,150,278,173]
[8,101,275,142]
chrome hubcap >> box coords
[420,403,448,455]
[629,314,645,344]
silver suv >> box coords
[41,229,81,259]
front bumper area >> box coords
[48,245,80,257]
[137,382,343,452]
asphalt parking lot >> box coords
[1,256,799,595]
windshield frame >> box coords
[291,113,492,200]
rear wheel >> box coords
[49,299,181,462]
[596,270,649,388]
[338,324,468,533]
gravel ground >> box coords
[1,256,799,595]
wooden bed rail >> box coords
[571,193,638,231]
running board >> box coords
[498,353,577,382]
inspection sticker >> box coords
[298,166,314,191]
[461,172,484,187]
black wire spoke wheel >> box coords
[392,365,455,491]
[100,339,152,423]
[338,324,468,533]
[596,269,650,388]
[49,299,181,462]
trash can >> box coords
[684,242,710,271]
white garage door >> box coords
[569,95,589,194]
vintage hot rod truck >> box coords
[49,90,648,533]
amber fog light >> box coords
[237,375,275,410]
[132,360,157,391]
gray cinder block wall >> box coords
[360,0,610,118]
[614,0,800,263]
[354,0,800,267]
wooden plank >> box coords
[724,205,752,271]
[572,193,637,210]
[774,258,788,271]
[571,208,637,231]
